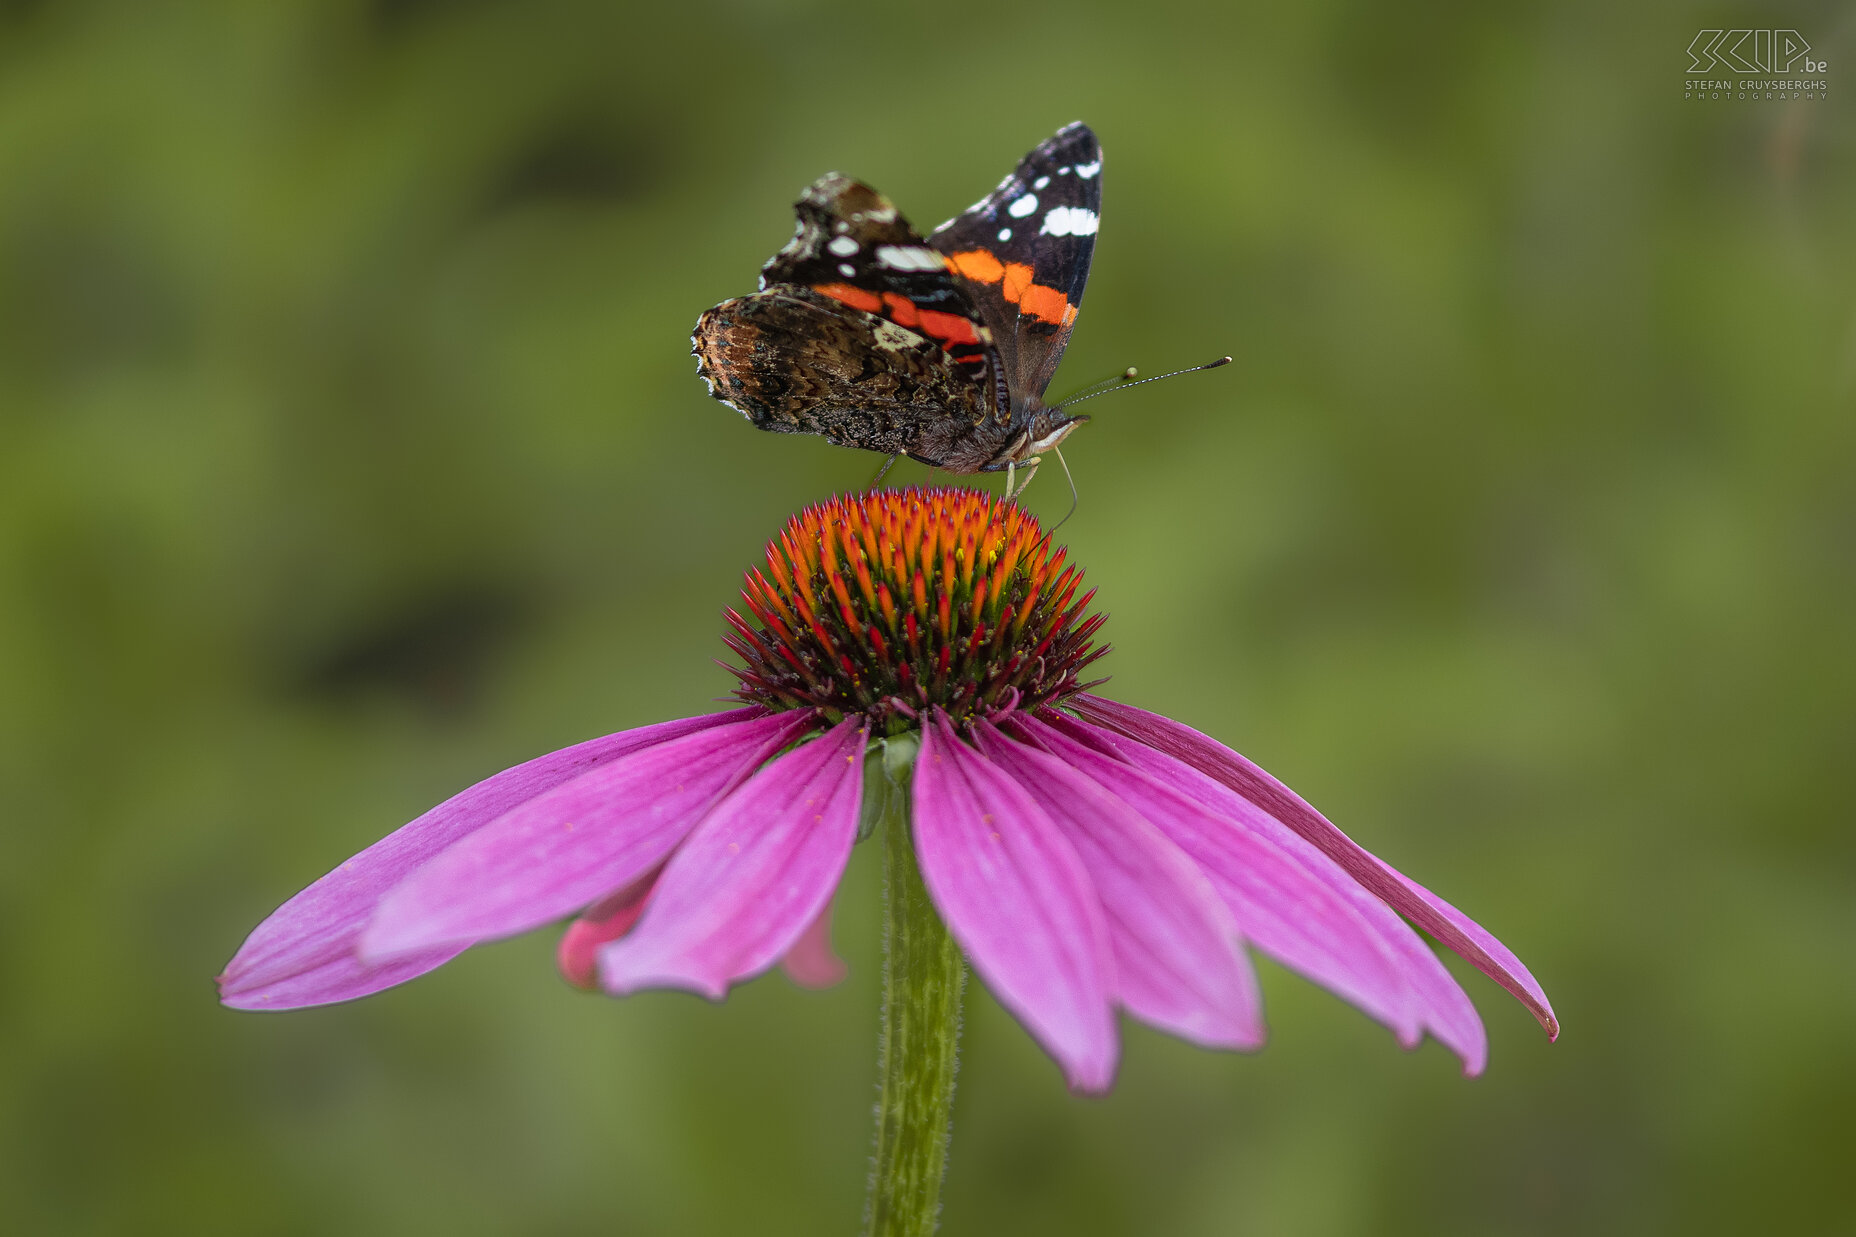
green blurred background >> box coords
[3,1,1852,1233]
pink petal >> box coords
[973,721,1264,1052]
[361,710,815,960]
[217,709,761,1010]
[780,900,848,989]
[599,719,868,999]
[1071,694,1558,1042]
[1010,714,1443,1060]
[557,875,657,991]
[219,946,471,1012]
[1041,712,1486,1075]
[913,713,1117,1093]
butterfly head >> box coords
[982,408,1088,471]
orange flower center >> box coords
[723,488,1108,731]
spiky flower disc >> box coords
[723,488,1108,731]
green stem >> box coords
[865,738,966,1237]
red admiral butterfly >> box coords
[693,122,1103,491]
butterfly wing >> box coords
[928,122,1101,406]
[692,130,1102,472]
[692,286,1005,472]
[757,174,1010,422]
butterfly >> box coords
[692,122,1102,492]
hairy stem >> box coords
[865,739,966,1237]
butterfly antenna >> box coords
[1056,355,1232,411]
[1046,445,1080,534]
[1049,366,1140,408]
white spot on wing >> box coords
[1074,160,1102,179]
[1034,175,1051,189]
[875,245,945,271]
[1007,194,1038,218]
[1040,206,1098,237]
[827,235,859,257]
[838,262,856,277]
[997,227,1011,241]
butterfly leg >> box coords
[1006,456,1041,500]
[868,453,900,490]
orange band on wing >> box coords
[881,292,922,329]
[812,282,883,314]
[1001,262,1034,303]
[1016,282,1072,326]
[945,250,1076,325]
[946,249,1005,284]
[915,308,980,346]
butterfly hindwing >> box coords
[692,287,1003,472]
[929,122,1101,405]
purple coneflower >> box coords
[220,487,1554,1229]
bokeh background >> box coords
[4,1,1853,1233]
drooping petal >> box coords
[1071,693,1558,1041]
[913,713,1117,1093]
[599,719,868,998]
[219,946,471,1012]
[557,875,657,991]
[1010,714,1442,1059]
[361,710,816,960]
[973,721,1264,1051]
[1040,712,1487,1074]
[217,709,761,1010]
[780,899,849,989]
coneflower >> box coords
[220,487,1555,1235]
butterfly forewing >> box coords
[928,122,1101,406]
